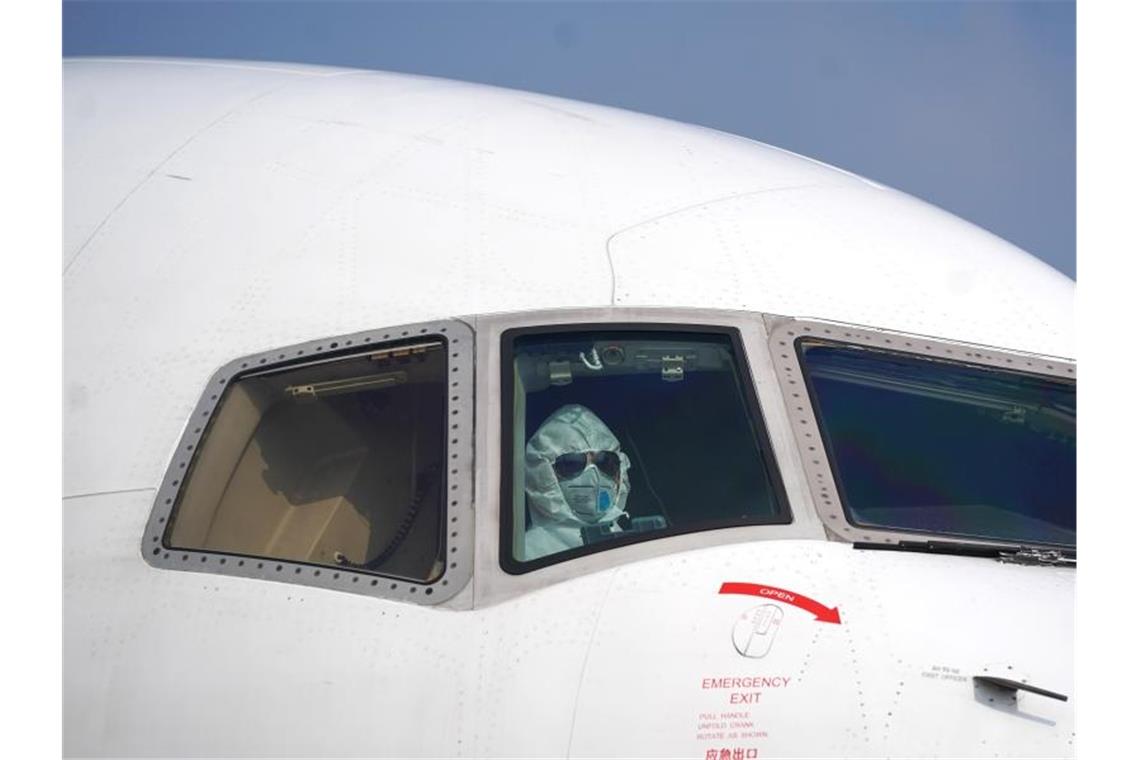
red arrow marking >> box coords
[719,582,842,624]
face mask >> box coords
[559,464,619,523]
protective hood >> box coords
[525,404,631,527]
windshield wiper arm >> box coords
[853,540,1075,567]
[997,546,1076,567]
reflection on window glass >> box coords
[504,329,787,568]
[167,341,448,582]
[798,340,1075,546]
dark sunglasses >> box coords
[553,451,621,481]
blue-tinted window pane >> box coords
[799,340,1075,546]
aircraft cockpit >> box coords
[141,310,1076,606]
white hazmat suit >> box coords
[524,404,631,560]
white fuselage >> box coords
[64,59,1074,757]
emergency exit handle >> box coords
[973,675,1068,702]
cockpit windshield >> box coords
[798,340,1075,547]
[501,327,789,570]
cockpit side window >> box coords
[797,339,1075,547]
[500,326,790,573]
[163,339,450,583]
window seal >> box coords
[767,316,1075,551]
[139,319,476,605]
[498,322,792,575]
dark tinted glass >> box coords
[504,328,788,569]
[554,452,622,480]
[798,340,1075,546]
[167,341,448,581]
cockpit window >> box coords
[797,339,1075,547]
[165,340,449,582]
[501,327,789,572]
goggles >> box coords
[553,450,621,481]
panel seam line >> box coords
[565,569,620,753]
[603,181,836,305]
[64,487,155,501]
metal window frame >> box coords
[465,308,824,609]
[139,319,476,605]
[498,321,793,575]
[765,315,1076,549]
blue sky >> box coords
[63,1,1076,277]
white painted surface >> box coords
[64,59,1074,757]
[65,490,1072,757]
[612,185,1072,357]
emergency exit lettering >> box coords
[704,747,759,759]
[701,675,792,704]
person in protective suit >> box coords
[523,404,632,560]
